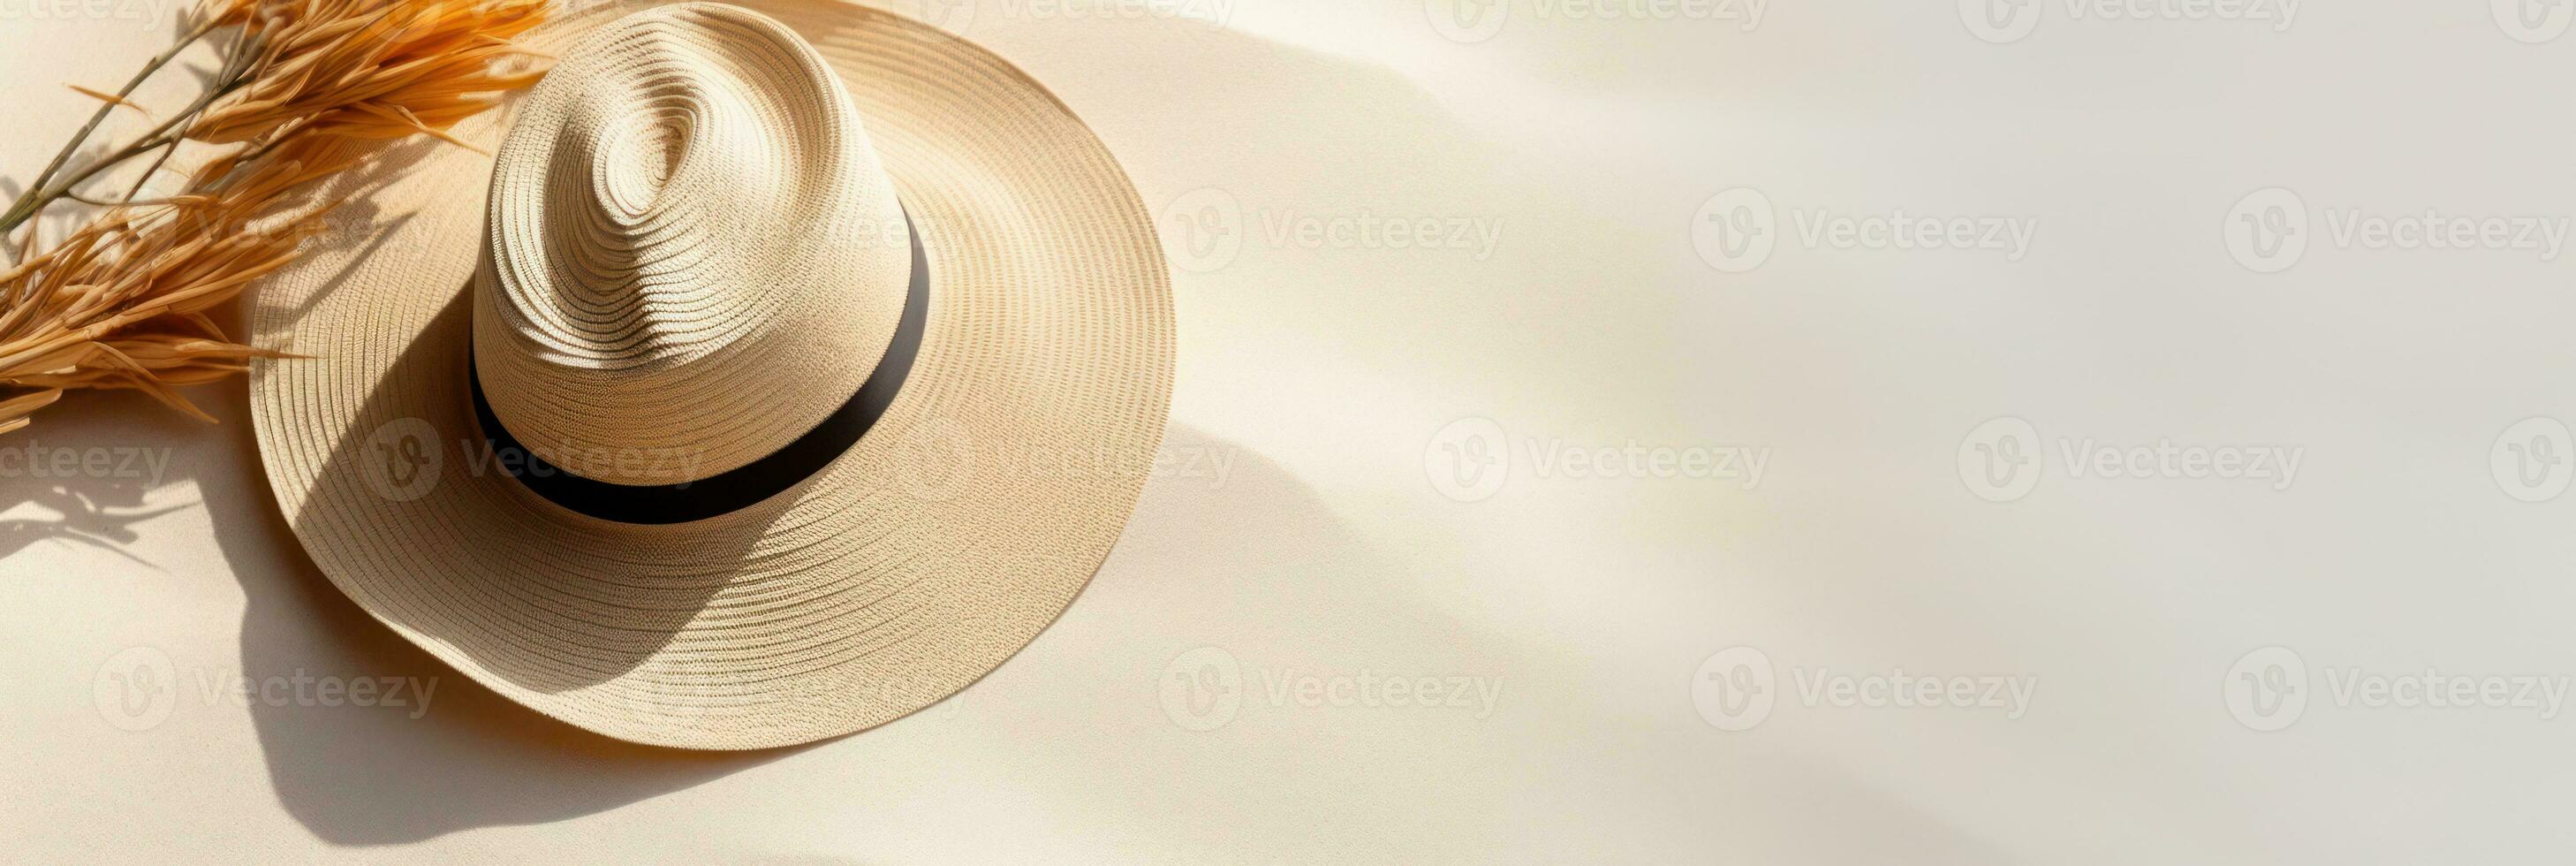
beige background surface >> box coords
[7,0,2576,862]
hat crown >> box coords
[473,3,911,487]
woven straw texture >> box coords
[474,4,914,485]
[246,0,1173,749]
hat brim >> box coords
[247,0,1173,749]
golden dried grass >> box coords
[0,0,549,436]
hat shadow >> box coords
[292,277,777,690]
[0,68,776,837]
[201,120,769,699]
[201,186,791,842]
[0,388,208,569]
[203,327,793,846]
[0,344,786,846]
[0,467,187,569]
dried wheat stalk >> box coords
[0,0,549,436]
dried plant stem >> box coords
[0,19,221,235]
[0,0,549,435]
[5,38,265,238]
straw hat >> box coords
[246,0,1172,749]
